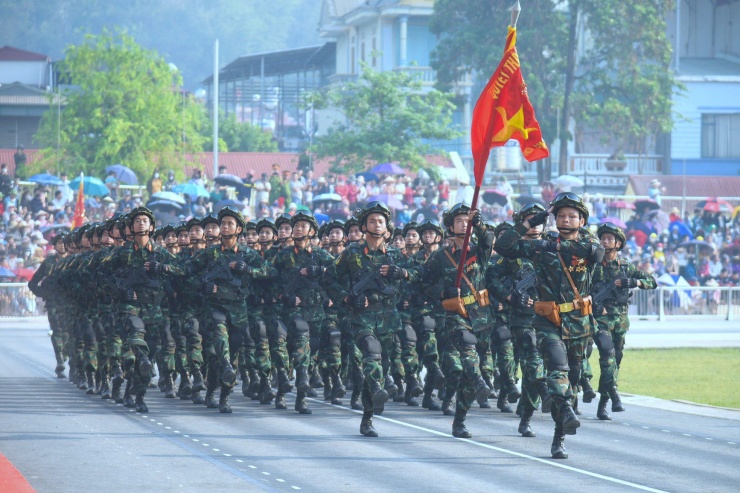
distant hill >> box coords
[0,0,321,89]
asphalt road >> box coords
[1,324,739,493]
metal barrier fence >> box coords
[629,286,740,321]
[3,282,739,321]
[0,283,45,317]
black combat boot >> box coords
[580,377,597,403]
[85,370,96,395]
[428,363,445,392]
[55,362,66,379]
[101,371,112,400]
[111,362,124,386]
[518,408,536,437]
[95,369,104,395]
[474,376,490,403]
[421,372,441,410]
[157,368,167,392]
[551,425,568,459]
[123,380,135,408]
[310,367,324,389]
[350,370,364,410]
[482,371,498,399]
[277,369,293,394]
[492,368,502,393]
[497,391,513,413]
[219,386,232,413]
[295,390,312,415]
[274,392,287,410]
[573,394,581,415]
[608,386,625,412]
[405,373,423,398]
[179,372,192,400]
[538,382,552,413]
[330,368,346,404]
[597,394,611,420]
[247,369,261,399]
[296,367,311,394]
[322,368,333,401]
[191,390,204,405]
[138,355,153,380]
[507,381,521,404]
[239,366,249,396]
[452,408,472,438]
[78,369,89,390]
[360,410,378,437]
[259,376,276,405]
[384,375,398,401]
[221,359,237,385]
[163,373,176,398]
[135,391,148,413]
[441,394,455,416]
[370,381,388,415]
[205,387,219,408]
[560,401,580,435]
[393,375,405,403]
[191,368,206,393]
[111,377,123,403]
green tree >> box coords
[34,30,207,179]
[202,111,278,152]
[310,62,461,174]
[430,0,678,176]
[575,0,677,172]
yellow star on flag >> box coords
[492,106,538,144]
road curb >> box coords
[623,393,740,421]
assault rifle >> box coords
[513,265,537,297]
[591,267,631,307]
[115,267,160,292]
[202,257,241,288]
[283,268,321,301]
[350,265,395,298]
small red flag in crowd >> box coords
[71,173,85,228]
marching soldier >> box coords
[496,192,604,459]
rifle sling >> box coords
[557,252,586,307]
[444,249,478,296]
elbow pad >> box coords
[591,244,605,264]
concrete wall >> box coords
[0,61,49,87]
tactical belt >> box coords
[461,294,477,306]
[558,296,592,314]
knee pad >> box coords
[358,335,382,361]
[421,316,436,333]
[273,319,288,340]
[457,329,478,347]
[254,319,268,342]
[290,317,310,336]
[127,316,145,333]
[521,329,537,352]
[402,324,417,344]
[494,324,512,343]
[162,323,175,347]
[329,330,342,348]
[393,333,402,352]
[184,318,200,337]
[542,338,569,372]
[211,310,227,323]
[594,330,615,353]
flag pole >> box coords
[455,1,521,289]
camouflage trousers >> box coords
[205,303,249,390]
[318,315,342,373]
[47,307,68,367]
[170,314,190,376]
[350,309,399,390]
[437,318,462,399]
[582,314,623,393]
[397,318,421,377]
[511,325,546,412]
[246,313,271,376]
[449,323,483,413]
[378,328,405,382]
[412,314,440,370]
[180,309,203,372]
[79,311,98,373]
[123,304,172,395]
[539,330,589,406]
[490,324,518,395]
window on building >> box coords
[702,113,740,158]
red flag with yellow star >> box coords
[71,174,85,229]
[471,26,549,185]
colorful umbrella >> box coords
[151,191,186,205]
[608,200,635,210]
[28,173,64,186]
[482,189,508,206]
[634,199,660,212]
[105,164,138,185]
[370,163,405,175]
[367,194,404,210]
[69,176,109,196]
[172,183,209,199]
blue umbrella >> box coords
[147,200,183,211]
[106,164,138,185]
[314,213,330,225]
[172,183,209,199]
[28,173,64,186]
[214,199,244,211]
[151,191,186,205]
[369,162,405,175]
[69,176,109,196]
[669,221,693,240]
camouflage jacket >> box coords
[487,253,538,329]
[496,224,604,339]
[273,244,335,323]
[28,253,61,301]
[421,225,495,332]
[408,248,445,321]
[592,257,657,316]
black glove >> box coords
[125,289,137,302]
[471,210,482,227]
[231,260,248,273]
[347,294,366,310]
[527,210,549,227]
[304,265,323,279]
[533,240,558,253]
[443,286,460,299]
[147,260,164,273]
[282,294,299,307]
[512,292,531,310]
[626,278,639,289]
[385,264,406,280]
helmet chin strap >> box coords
[366,230,384,238]
[557,227,577,235]
[220,232,237,240]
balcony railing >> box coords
[569,154,663,175]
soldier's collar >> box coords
[221,243,239,253]
[364,244,386,255]
[450,243,470,254]
[133,241,153,252]
[294,245,312,254]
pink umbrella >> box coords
[600,217,627,229]
[608,200,635,210]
